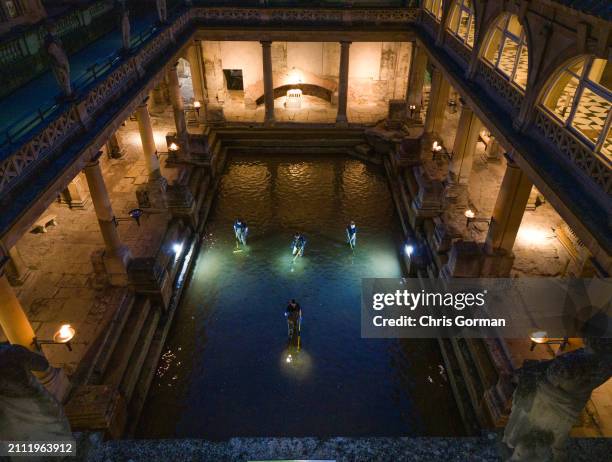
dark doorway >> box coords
[223,69,244,90]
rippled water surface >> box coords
[137,154,462,439]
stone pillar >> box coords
[406,42,428,120]
[485,156,533,255]
[423,66,450,134]
[336,41,351,126]
[187,41,207,123]
[0,273,36,348]
[6,246,31,286]
[135,102,167,207]
[167,63,188,141]
[261,41,275,126]
[0,269,70,402]
[135,102,163,179]
[84,155,131,286]
[485,135,501,161]
[59,173,90,209]
[105,132,124,159]
[445,104,481,205]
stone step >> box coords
[101,296,151,389]
[82,289,136,385]
[220,138,364,147]
[438,338,481,435]
[120,306,161,403]
[225,146,353,155]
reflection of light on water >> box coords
[366,247,402,277]
[280,347,312,380]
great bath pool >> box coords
[136,153,463,439]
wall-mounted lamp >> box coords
[404,243,415,258]
[33,324,76,351]
[409,104,417,118]
[113,208,143,227]
[529,331,568,351]
[464,209,490,228]
[193,100,201,117]
[169,142,179,152]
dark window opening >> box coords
[223,69,244,91]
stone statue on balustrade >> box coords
[118,0,131,53]
[0,343,72,443]
[501,313,612,462]
[44,33,72,99]
[156,0,167,24]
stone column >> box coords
[167,63,188,141]
[445,103,481,205]
[105,132,124,159]
[423,66,450,134]
[59,173,90,209]
[84,155,131,286]
[406,42,428,120]
[0,273,36,348]
[261,41,275,126]
[187,42,206,123]
[485,156,533,255]
[485,135,501,161]
[135,102,167,208]
[336,41,351,126]
[6,246,31,286]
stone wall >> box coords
[201,40,411,108]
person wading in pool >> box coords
[233,219,249,246]
[292,233,306,259]
[346,221,357,249]
[285,299,302,338]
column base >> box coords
[482,247,514,277]
[103,245,131,287]
[335,116,349,128]
[263,117,275,128]
[35,366,71,403]
[6,263,31,286]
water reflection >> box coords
[137,154,463,439]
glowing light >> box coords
[53,324,75,344]
[431,141,442,152]
[288,67,303,85]
[530,331,549,344]
[404,244,414,257]
[464,209,475,219]
[286,354,293,363]
[172,242,184,256]
[169,142,179,152]
[409,104,416,110]
[193,100,201,109]
[516,226,551,246]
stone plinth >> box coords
[128,257,171,310]
[411,165,444,218]
[441,240,484,279]
[64,384,126,439]
[386,99,408,130]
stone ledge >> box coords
[78,434,612,462]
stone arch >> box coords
[255,83,334,106]
[445,0,477,48]
[538,55,611,159]
[478,12,530,90]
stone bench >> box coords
[31,214,57,233]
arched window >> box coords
[446,0,476,48]
[423,0,443,21]
[542,57,612,160]
[482,14,528,90]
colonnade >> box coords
[410,41,538,272]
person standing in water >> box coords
[346,221,357,249]
[285,299,302,338]
[292,233,307,258]
[233,219,249,246]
